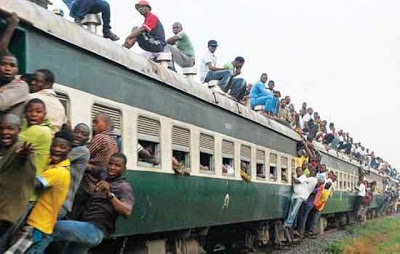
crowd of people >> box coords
[0,0,399,251]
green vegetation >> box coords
[325,215,400,254]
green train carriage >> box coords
[0,1,388,252]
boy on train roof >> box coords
[124,1,166,54]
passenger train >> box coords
[1,1,398,253]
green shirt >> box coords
[19,123,52,177]
[223,62,236,75]
[176,32,195,58]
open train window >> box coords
[172,126,190,170]
[256,149,265,179]
[55,92,70,121]
[343,173,347,189]
[240,145,251,176]
[0,20,26,73]
[92,104,122,151]
[281,157,288,183]
[200,133,214,172]
[269,153,278,181]
[137,116,160,167]
[222,140,234,175]
[339,173,343,189]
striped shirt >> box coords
[88,130,118,168]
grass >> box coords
[325,214,400,254]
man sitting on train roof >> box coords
[222,57,248,101]
[14,69,67,135]
[166,22,195,68]
[199,41,244,101]
[249,73,273,113]
[0,53,29,117]
[46,153,134,253]
[123,1,166,54]
[66,0,119,41]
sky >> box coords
[51,0,400,168]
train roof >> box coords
[2,0,378,170]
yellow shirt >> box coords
[295,156,308,168]
[27,159,70,234]
[315,189,331,211]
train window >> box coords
[92,104,122,151]
[343,173,347,189]
[55,92,70,121]
[222,140,234,175]
[200,133,214,172]
[240,145,251,176]
[347,174,350,190]
[281,157,288,182]
[172,126,190,171]
[256,149,265,179]
[350,175,354,189]
[291,159,296,178]
[339,173,343,189]
[137,116,161,167]
[269,153,278,181]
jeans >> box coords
[70,0,111,31]
[137,33,165,53]
[296,202,314,234]
[30,221,104,254]
[63,0,74,9]
[284,196,304,227]
[204,70,232,92]
[165,45,195,68]
[250,95,270,109]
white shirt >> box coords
[28,89,66,135]
[357,183,366,197]
[292,174,309,200]
[304,176,318,198]
[302,113,311,129]
[199,50,217,83]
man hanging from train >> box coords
[0,53,29,117]
[165,22,195,68]
[43,153,134,253]
[87,113,118,171]
[14,69,67,135]
[5,129,72,253]
[0,114,36,240]
[67,0,120,41]
[123,1,166,54]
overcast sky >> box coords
[51,0,400,168]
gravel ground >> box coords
[251,228,352,254]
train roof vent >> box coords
[92,104,122,132]
[137,116,160,142]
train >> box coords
[1,1,398,253]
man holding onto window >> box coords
[87,113,118,170]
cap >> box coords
[208,40,218,47]
[135,0,151,11]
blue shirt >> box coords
[249,81,272,99]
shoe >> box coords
[74,18,83,27]
[103,30,120,41]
